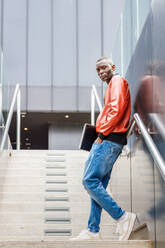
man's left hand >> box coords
[94,137,103,144]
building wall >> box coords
[48,124,82,150]
[0,0,125,112]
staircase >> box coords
[0,150,153,247]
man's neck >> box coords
[106,73,115,84]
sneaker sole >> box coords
[119,213,136,241]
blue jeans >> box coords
[82,140,125,233]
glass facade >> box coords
[112,0,165,247]
[112,0,151,77]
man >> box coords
[71,56,136,241]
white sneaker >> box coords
[116,212,136,241]
[70,229,101,241]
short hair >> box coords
[96,56,114,66]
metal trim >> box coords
[45,207,70,212]
[44,229,71,236]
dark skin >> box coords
[95,60,115,143]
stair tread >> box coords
[0,150,153,247]
[0,240,153,247]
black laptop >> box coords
[79,123,98,151]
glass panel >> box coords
[131,1,138,57]
[112,24,122,75]
[122,0,132,76]
[112,0,152,77]
[138,0,151,36]
[152,0,165,245]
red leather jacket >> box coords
[96,75,131,136]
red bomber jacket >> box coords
[96,75,131,136]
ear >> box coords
[112,65,115,71]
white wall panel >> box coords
[28,0,51,85]
[78,0,101,86]
[49,124,82,150]
[3,0,26,85]
[1,0,126,111]
[53,0,76,86]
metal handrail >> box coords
[91,85,103,125]
[128,113,165,181]
[0,84,21,152]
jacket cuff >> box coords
[98,133,105,140]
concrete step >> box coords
[0,240,153,247]
[0,202,72,212]
[0,176,46,185]
[0,201,131,214]
[0,212,116,225]
[0,184,129,193]
[0,235,118,241]
[0,150,152,246]
[0,178,91,186]
[0,224,117,237]
[0,174,131,187]
[0,185,69,192]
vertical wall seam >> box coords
[75,0,79,111]
[1,0,4,86]
[1,0,4,50]
[120,13,123,77]
[136,0,139,40]
[130,1,133,213]
[0,0,4,123]
[50,0,54,111]
[100,0,104,103]
[100,0,104,57]
[150,8,157,246]
[130,138,133,213]
[130,0,133,63]
[25,0,29,111]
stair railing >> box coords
[91,85,103,125]
[127,113,165,181]
[0,84,21,152]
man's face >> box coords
[96,60,114,82]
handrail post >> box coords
[126,119,136,139]
[92,85,103,112]
[91,89,95,125]
[0,84,20,152]
[17,87,21,150]
[91,85,103,125]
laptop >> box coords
[79,123,98,151]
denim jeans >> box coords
[82,140,125,233]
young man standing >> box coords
[71,57,136,241]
